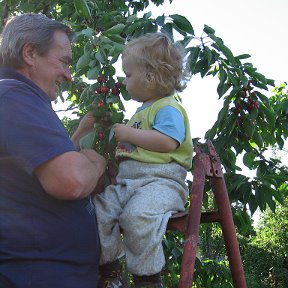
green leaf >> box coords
[255,185,266,211]
[261,103,275,127]
[87,66,100,80]
[243,117,255,139]
[111,111,124,123]
[110,52,121,65]
[205,122,218,139]
[253,81,269,90]
[203,25,215,34]
[256,160,267,178]
[251,71,267,84]
[126,21,143,34]
[252,130,263,148]
[126,14,138,24]
[263,186,277,212]
[218,43,235,64]
[216,99,230,125]
[209,34,224,46]
[79,130,97,149]
[144,21,158,34]
[108,127,115,142]
[81,27,93,37]
[219,65,227,85]
[143,11,152,19]
[227,71,238,87]
[188,46,201,71]
[226,148,236,165]
[204,47,214,66]
[73,0,91,19]
[160,22,173,37]
[76,52,91,71]
[193,59,209,77]
[243,151,256,169]
[106,34,125,44]
[120,87,130,101]
[104,23,125,35]
[170,14,194,34]
[155,15,165,26]
[235,54,251,60]
[248,194,258,215]
[95,51,105,64]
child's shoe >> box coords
[98,259,130,288]
[133,274,164,288]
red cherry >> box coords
[98,131,104,140]
[251,91,257,97]
[97,101,105,108]
[115,82,122,89]
[231,105,241,115]
[97,76,106,83]
[96,87,102,94]
[111,88,120,96]
[100,86,109,93]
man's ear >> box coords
[21,43,37,66]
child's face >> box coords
[122,55,160,103]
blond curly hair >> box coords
[122,32,188,97]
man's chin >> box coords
[49,93,58,102]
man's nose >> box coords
[63,67,72,82]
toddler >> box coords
[94,32,193,288]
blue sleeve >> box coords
[152,105,185,144]
[0,86,75,174]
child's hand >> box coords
[77,112,96,135]
[113,123,132,142]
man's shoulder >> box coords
[0,78,27,87]
[0,78,31,99]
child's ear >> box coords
[146,72,155,88]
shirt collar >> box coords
[0,67,51,103]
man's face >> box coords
[31,30,72,101]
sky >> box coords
[54,0,288,156]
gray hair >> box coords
[0,13,73,68]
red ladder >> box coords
[167,141,247,288]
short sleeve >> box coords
[0,86,75,174]
[152,105,185,144]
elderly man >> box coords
[0,13,106,287]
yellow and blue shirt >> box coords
[116,96,193,170]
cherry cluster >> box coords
[95,76,122,96]
[230,83,261,126]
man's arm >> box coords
[35,112,106,200]
[34,149,106,200]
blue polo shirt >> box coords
[0,68,100,287]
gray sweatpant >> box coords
[93,160,188,276]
